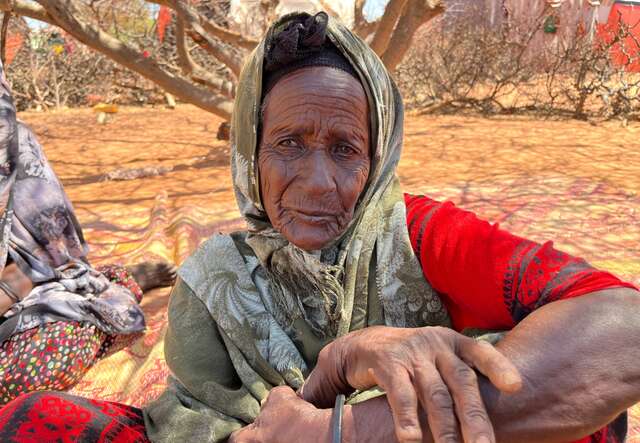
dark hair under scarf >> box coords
[262,12,359,97]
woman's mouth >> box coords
[286,207,338,224]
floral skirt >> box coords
[0,265,143,406]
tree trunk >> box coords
[35,0,234,118]
[381,0,445,72]
[369,0,409,55]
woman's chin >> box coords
[282,226,339,252]
[288,236,333,253]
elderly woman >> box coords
[0,62,176,407]
[1,12,639,443]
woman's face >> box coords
[259,66,371,251]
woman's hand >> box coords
[0,263,33,315]
[300,326,522,443]
[229,386,331,443]
[1,263,33,300]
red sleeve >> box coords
[404,193,638,332]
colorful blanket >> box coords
[68,194,245,406]
[28,107,635,438]
[65,183,640,439]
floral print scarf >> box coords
[178,13,450,392]
[0,62,144,344]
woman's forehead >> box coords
[261,67,369,122]
[267,67,364,100]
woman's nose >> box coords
[301,149,337,195]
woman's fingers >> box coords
[228,423,259,443]
[300,343,354,408]
[300,366,344,408]
[458,337,522,394]
[373,367,423,443]
[438,353,495,443]
[414,365,461,443]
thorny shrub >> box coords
[397,10,640,121]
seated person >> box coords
[0,12,639,443]
[0,63,176,406]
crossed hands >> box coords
[231,326,522,443]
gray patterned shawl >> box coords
[0,62,144,343]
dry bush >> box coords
[543,22,640,120]
[5,1,234,112]
[397,8,640,121]
[6,29,165,111]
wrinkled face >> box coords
[259,66,371,251]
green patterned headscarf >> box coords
[179,12,449,392]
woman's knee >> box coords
[0,390,67,418]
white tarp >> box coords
[229,0,356,38]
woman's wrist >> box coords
[303,405,356,443]
[0,288,16,316]
[341,404,355,443]
[315,404,355,443]
[0,280,20,304]
[304,407,333,443]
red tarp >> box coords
[4,33,24,65]
[157,6,172,43]
[596,0,640,72]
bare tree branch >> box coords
[35,0,233,118]
[155,0,242,77]
[186,27,242,78]
[380,0,444,71]
[353,0,378,41]
[149,0,258,50]
[0,0,56,25]
[176,14,235,98]
[369,0,408,55]
[175,14,195,76]
[1,11,10,65]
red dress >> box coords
[0,195,635,443]
[405,194,636,443]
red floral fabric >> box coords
[0,265,143,406]
[0,391,149,442]
[0,322,105,406]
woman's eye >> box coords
[278,138,299,148]
[335,144,356,156]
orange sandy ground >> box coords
[17,105,640,436]
[24,105,639,282]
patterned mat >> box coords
[66,181,640,440]
[23,107,636,436]
[68,194,245,407]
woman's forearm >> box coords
[0,291,13,316]
[342,288,640,443]
[481,288,640,442]
[343,396,399,443]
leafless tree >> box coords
[7,26,166,111]
[0,0,446,120]
[397,5,640,121]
